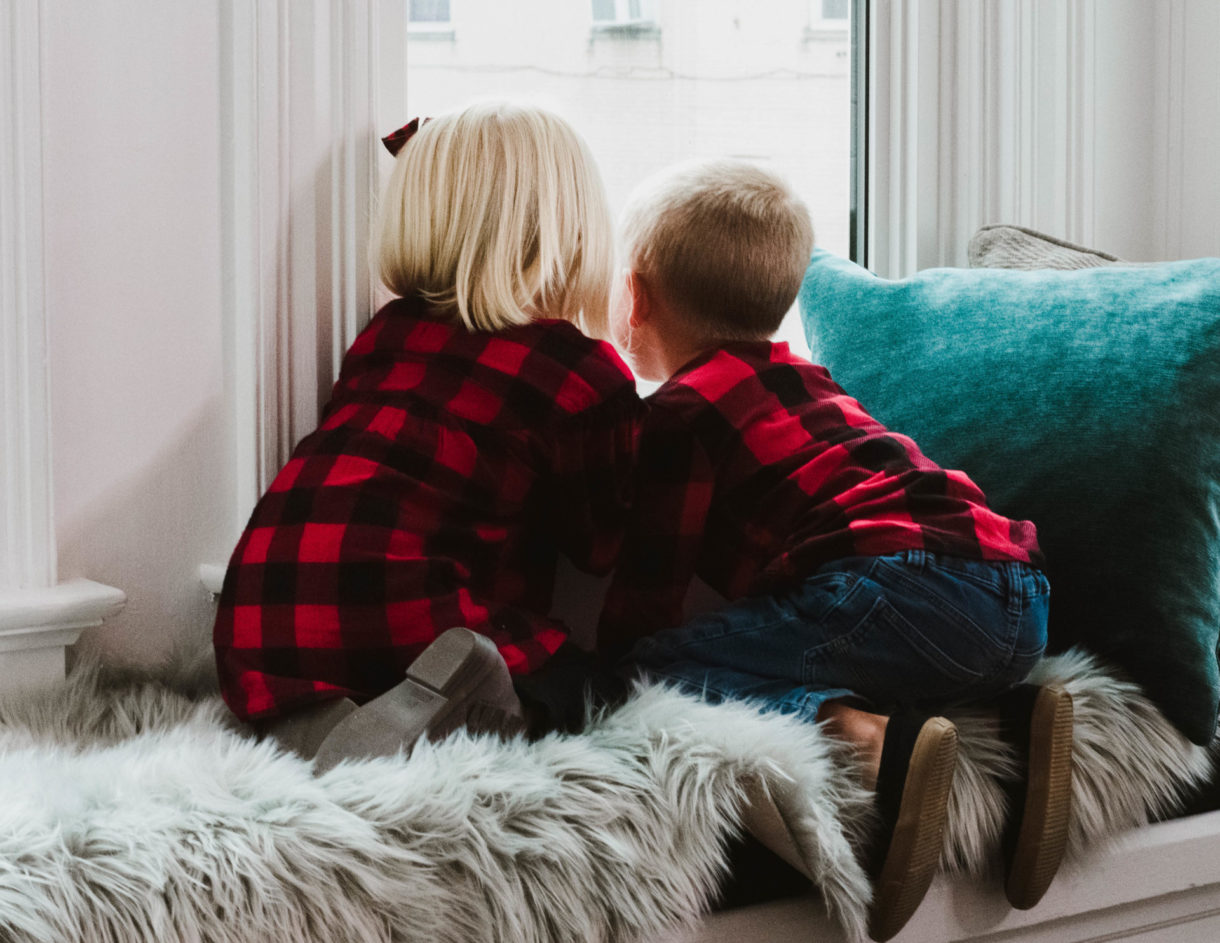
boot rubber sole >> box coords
[868,717,958,942]
[1005,684,1073,910]
[312,627,505,772]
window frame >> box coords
[849,0,868,266]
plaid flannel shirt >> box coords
[598,341,1043,650]
[215,296,641,721]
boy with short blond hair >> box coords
[600,158,1069,941]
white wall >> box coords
[40,0,232,665]
[1090,0,1219,261]
[1150,0,1220,262]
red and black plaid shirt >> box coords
[598,341,1043,650]
[215,296,641,721]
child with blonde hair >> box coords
[214,102,641,772]
[599,158,1070,940]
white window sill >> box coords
[669,809,1220,942]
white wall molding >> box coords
[869,0,1098,276]
[0,579,127,693]
[0,579,127,637]
[1,0,55,591]
[1,1,126,685]
[220,0,382,534]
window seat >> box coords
[672,809,1220,942]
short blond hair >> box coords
[375,101,615,338]
[620,158,814,340]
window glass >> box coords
[822,0,849,21]
[593,0,653,23]
[404,0,852,359]
[591,0,617,22]
[409,0,450,23]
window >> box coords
[402,0,855,360]
[410,0,450,23]
[821,0,849,21]
[807,0,850,35]
[408,0,453,38]
[591,0,659,39]
[592,0,655,26]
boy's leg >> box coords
[855,551,1068,913]
[845,550,1050,706]
[623,552,1052,939]
[512,642,628,735]
[623,565,884,707]
[621,579,958,943]
[624,551,1047,712]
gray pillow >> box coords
[968,224,1125,270]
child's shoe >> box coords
[312,627,525,774]
[867,713,958,942]
[998,683,1074,910]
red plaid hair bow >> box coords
[381,117,430,157]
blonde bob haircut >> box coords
[375,101,615,338]
[620,158,814,341]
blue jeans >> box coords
[625,550,1049,724]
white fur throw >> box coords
[0,649,1212,943]
[0,659,873,943]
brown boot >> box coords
[313,627,524,774]
[867,714,958,942]
[999,683,1074,910]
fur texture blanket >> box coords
[0,648,1212,943]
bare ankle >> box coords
[818,700,889,790]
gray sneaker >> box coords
[312,627,525,774]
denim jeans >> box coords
[625,550,1049,724]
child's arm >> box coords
[597,404,714,653]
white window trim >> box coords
[1,0,125,689]
[1,0,55,592]
[204,0,388,591]
[219,0,380,535]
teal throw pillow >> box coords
[798,248,1220,744]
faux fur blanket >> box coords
[0,648,1212,943]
